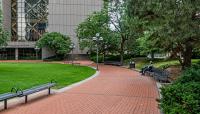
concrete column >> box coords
[42,47,56,60]
[15,48,19,60]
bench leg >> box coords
[25,95,28,103]
[4,99,7,109]
[48,88,51,95]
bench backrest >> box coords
[152,67,170,76]
[20,83,56,96]
[0,93,18,101]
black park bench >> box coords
[104,61,122,66]
[153,68,170,82]
[0,81,56,110]
[18,82,56,103]
[145,67,171,82]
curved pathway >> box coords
[1,65,160,114]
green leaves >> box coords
[127,0,200,67]
[161,82,200,114]
[76,9,119,53]
[37,32,71,56]
[160,65,200,114]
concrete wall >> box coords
[48,0,103,54]
[1,0,104,60]
[2,0,11,32]
[42,47,56,59]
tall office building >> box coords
[0,0,103,60]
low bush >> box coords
[160,64,200,114]
[175,65,200,84]
[90,54,134,63]
[161,82,200,114]
[90,55,104,63]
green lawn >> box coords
[0,63,96,94]
[129,58,200,70]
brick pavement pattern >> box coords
[1,65,160,114]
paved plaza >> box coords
[1,63,160,114]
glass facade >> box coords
[11,0,48,41]
[10,0,102,44]
[1,0,103,60]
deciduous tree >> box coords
[37,32,71,57]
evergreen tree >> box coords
[127,0,200,69]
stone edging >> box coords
[53,66,100,93]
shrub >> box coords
[175,65,200,84]
[37,32,71,57]
[160,82,200,114]
[160,64,200,114]
[105,54,134,61]
[90,55,104,63]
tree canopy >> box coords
[76,9,119,52]
[127,0,200,69]
[77,0,144,64]
[37,32,72,56]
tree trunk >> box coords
[150,51,155,60]
[120,51,124,65]
[103,51,105,62]
[120,37,125,65]
[182,42,193,70]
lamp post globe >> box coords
[96,33,100,37]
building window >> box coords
[11,0,48,41]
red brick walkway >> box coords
[1,65,160,114]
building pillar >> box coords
[15,48,19,60]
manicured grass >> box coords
[0,63,96,94]
[130,58,200,70]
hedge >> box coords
[160,65,200,114]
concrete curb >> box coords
[0,66,99,110]
[53,66,100,93]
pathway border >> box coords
[54,66,100,93]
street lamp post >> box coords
[34,46,40,60]
[93,33,103,71]
[70,43,76,65]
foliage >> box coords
[90,54,134,63]
[109,0,144,64]
[77,1,145,64]
[136,31,163,56]
[192,48,200,59]
[128,57,200,70]
[90,55,104,63]
[76,9,119,53]
[0,63,95,94]
[160,65,200,114]
[175,65,200,84]
[161,82,200,114]
[37,32,71,57]
[126,0,200,69]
